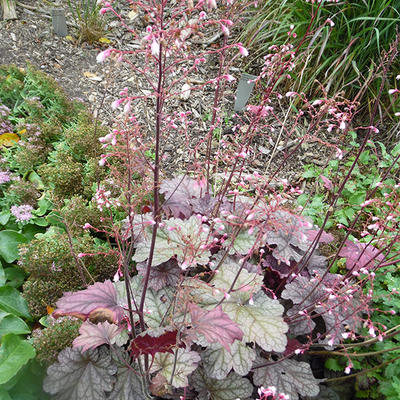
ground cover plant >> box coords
[0,0,400,399]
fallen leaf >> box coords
[0,133,19,147]
[127,10,138,20]
[83,71,103,81]
[98,37,111,44]
[65,35,75,41]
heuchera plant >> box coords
[41,0,400,399]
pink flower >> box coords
[151,39,160,56]
[10,204,33,222]
[237,44,249,57]
[220,24,230,36]
[96,49,111,63]
[0,170,11,184]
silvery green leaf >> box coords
[108,348,145,400]
[143,286,175,328]
[201,344,233,380]
[266,210,311,265]
[43,347,117,400]
[151,348,200,388]
[212,260,263,304]
[222,227,259,256]
[231,340,256,376]
[202,341,255,379]
[192,368,253,400]
[253,357,320,400]
[133,216,211,267]
[223,291,288,353]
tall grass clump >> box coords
[239,0,400,117]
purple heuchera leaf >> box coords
[263,254,295,278]
[306,229,334,244]
[54,280,124,323]
[73,321,122,352]
[339,239,384,271]
[188,303,243,351]
[136,259,181,291]
[160,176,204,218]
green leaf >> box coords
[0,262,5,287]
[0,311,30,338]
[192,368,253,400]
[0,231,28,263]
[0,388,12,400]
[201,341,255,380]
[391,142,400,157]
[0,334,36,385]
[348,191,366,206]
[0,211,10,226]
[4,267,26,289]
[223,291,288,353]
[0,287,31,319]
[325,357,343,371]
[151,348,200,388]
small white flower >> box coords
[151,39,160,56]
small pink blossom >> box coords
[220,24,230,36]
[389,89,399,95]
[96,49,111,63]
[10,204,33,222]
[0,171,11,184]
[151,39,160,56]
[326,18,335,27]
[237,44,248,57]
[223,74,235,82]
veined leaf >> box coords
[133,216,211,268]
[253,357,320,400]
[43,347,117,400]
[151,348,200,388]
[0,286,31,319]
[223,291,288,353]
[192,368,253,400]
[201,341,255,380]
[72,321,122,352]
[188,303,243,351]
[54,280,124,323]
[0,334,35,385]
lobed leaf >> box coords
[191,368,253,400]
[151,348,200,388]
[72,321,122,352]
[223,291,288,353]
[253,357,320,400]
[188,303,243,351]
[43,347,117,400]
[54,280,124,323]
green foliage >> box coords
[0,334,35,385]
[241,0,400,111]
[32,316,82,367]
[67,0,106,44]
[19,230,117,317]
[0,64,83,126]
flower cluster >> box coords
[10,204,34,222]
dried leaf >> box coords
[83,71,103,81]
[0,133,19,147]
[98,37,111,44]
